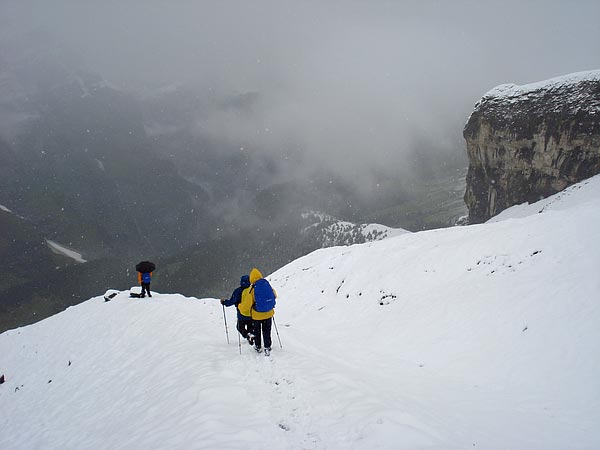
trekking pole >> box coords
[273,317,283,349]
[222,304,230,344]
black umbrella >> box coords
[136,261,156,273]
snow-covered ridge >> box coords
[1,208,86,263]
[2,175,600,449]
[45,240,87,263]
[483,69,600,100]
[301,211,409,247]
[0,204,26,220]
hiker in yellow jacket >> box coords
[249,267,277,356]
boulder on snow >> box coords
[103,289,120,302]
[129,286,143,298]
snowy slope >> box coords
[2,176,600,449]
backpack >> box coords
[252,278,276,312]
[142,272,151,284]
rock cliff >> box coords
[463,70,600,223]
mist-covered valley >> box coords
[1,0,599,332]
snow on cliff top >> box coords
[465,69,600,128]
[2,175,600,449]
[484,69,600,100]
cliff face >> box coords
[463,70,600,223]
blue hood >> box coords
[240,275,250,288]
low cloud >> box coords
[2,0,600,185]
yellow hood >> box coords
[249,268,263,284]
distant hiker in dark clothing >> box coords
[221,275,254,345]
[138,271,152,297]
[249,267,277,356]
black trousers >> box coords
[141,283,151,297]
[237,317,254,339]
[253,317,272,349]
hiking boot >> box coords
[247,334,254,346]
[264,347,271,356]
[254,345,262,353]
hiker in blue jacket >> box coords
[221,275,254,345]
[138,271,152,298]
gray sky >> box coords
[3,0,600,180]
